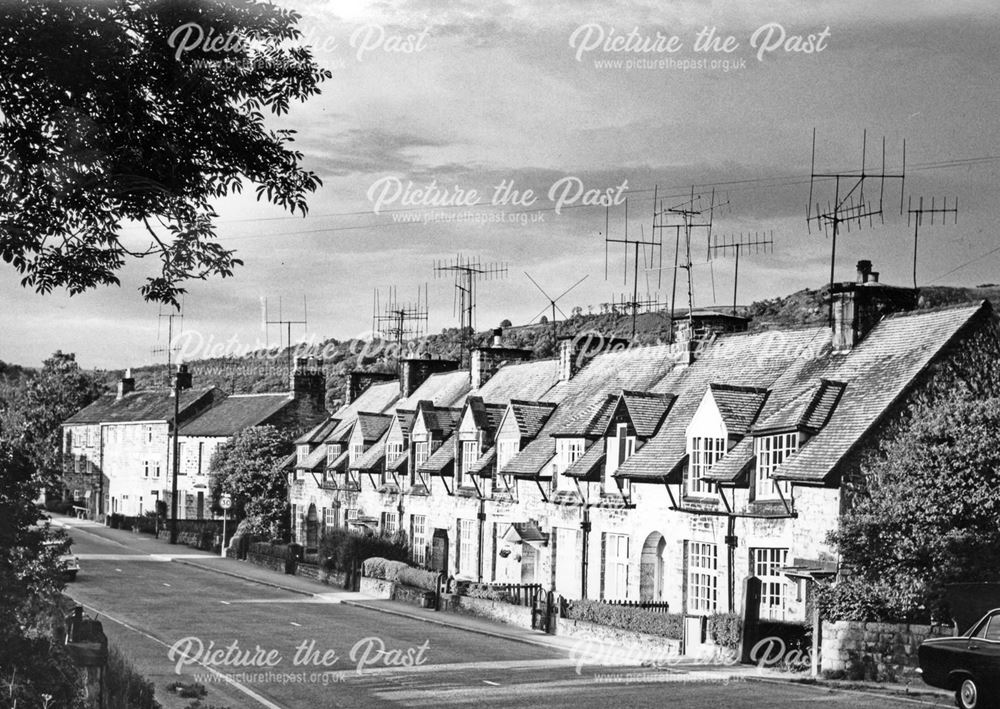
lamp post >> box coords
[170,364,192,545]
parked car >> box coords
[43,539,81,581]
[918,608,1000,709]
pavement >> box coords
[51,514,955,707]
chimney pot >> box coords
[492,328,503,347]
[856,260,873,283]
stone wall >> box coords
[447,595,534,628]
[555,617,682,666]
[359,576,393,599]
[820,619,950,681]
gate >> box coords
[532,590,559,634]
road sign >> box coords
[220,494,232,510]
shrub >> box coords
[361,557,409,582]
[319,528,410,573]
[563,600,684,639]
[465,582,513,603]
[105,645,161,709]
[707,613,743,649]
[396,566,440,592]
[249,541,292,559]
[816,578,929,623]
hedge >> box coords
[396,566,440,592]
[249,541,292,559]
[105,645,160,709]
[707,612,743,649]
[563,600,684,639]
[361,557,410,582]
[319,528,410,574]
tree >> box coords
[0,440,83,707]
[2,351,102,495]
[823,396,1000,620]
[208,425,291,540]
[499,319,512,328]
[0,0,330,304]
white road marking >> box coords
[482,680,500,686]
[162,583,171,587]
[220,601,231,605]
[289,622,301,627]
[73,601,286,709]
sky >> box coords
[3,0,1000,369]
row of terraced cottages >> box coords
[288,261,999,627]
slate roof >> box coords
[503,437,555,479]
[620,391,676,438]
[330,380,400,420]
[415,404,462,436]
[418,433,456,475]
[471,358,561,404]
[619,302,992,484]
[509,400,558,439]
[394,409,417,439]
[387,453,408,475]
[465,397,507,437]
[64,387,220,425]
[552,394,618,437]
[753,379,846,435]
[327,449,350,473]
[355,412,393,443]
[351,438,386,472]
[277,452,297,471]
[180,393,295,437]
[776,303,989,483]
[562,442,605,481]
[295,417,340,445]
[397,371,470,409]
[326,418,357,444]
[296,444,328,472]
[616,327,830,481]
[705,437,756,483]
[709,383,770,436]
[469,446,497,478]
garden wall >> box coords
[820,620,951,682]
[444,595,533,629]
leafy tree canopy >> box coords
[824,395,1000,621]
[1,351,102,492]
[0,0,330,304]
[209,424,291,540]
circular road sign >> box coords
[220,494,232,510]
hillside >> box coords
[103,283,999,409]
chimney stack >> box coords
[116,368,135,400]
[400,357,460,397]
[832,260,917,353]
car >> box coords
[42,539,81,581]
[918,608,1000,709]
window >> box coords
[143,460,150,478]
[604,533,630,600]
[197,442,205,475]
[153,461,161,478]
[381,512,398,535]
[554,438,585,489]
[386,441,404,460]
[350,442,364,462]
[323,508,337,528]
[688,436,725,497]
[688,542,718,614]
[345,508,358,526]
[753,548,789,620]
[290,504,297,542]
[144,425,153,443]
[411,515,427,565]
[414,440,430,470]
[65,431,73,450]
[496,439,519,471]
[459,440,478,487]
[755,433,797,500]
[458,519,476,576]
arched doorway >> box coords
[639,532,666,602]
[305,504,319,552]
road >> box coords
[58,518,948,709]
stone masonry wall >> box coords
[820,619,950,681]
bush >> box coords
[361,557,410,582]
[707,613,743,649]
[249,541,292,559]
[105,645,161,709]
[816,578,929,623]
[396,566,440,592]
[563,600,684,639]
[318,528,410,574]
[465,582,513,603]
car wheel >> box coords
[956,677,980,709]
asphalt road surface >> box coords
[58,519,948,709]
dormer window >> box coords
[687,436,725,497]
[414,440,430,469]
[553,439,584,490]
[458,440,478,487]
[755,433,797,500]
[349,442,364,462]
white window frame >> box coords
[414,440,430,471]
[688,541,718,614]
[459,440,478,487]
[605,533,630,600]
[381,511,398,535]
[752,548,789,620]
[143,460,150,478]
[411,515,427,566]
[350,442,364,463]
[687,436,725,497]
[458,519,476,576]
[554,438,585,490]
[755,433,797,501]
[494,439,519,494]
[323,508,337,528]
